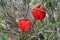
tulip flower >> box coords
[31,4,46,20]
[18,18,31,32]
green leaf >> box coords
[0,33,7,40]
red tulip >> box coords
[31,4,46,20]
[18,18,31,32]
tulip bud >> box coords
[18,18,31,32]
[31,3,46,20]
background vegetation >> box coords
[0,0,60,40]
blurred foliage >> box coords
[0,0,7,8]
[43,0,58,10]
[32,0,38,5]
[0,0,60,40]
[0,19,6,32]
[26,0,31,4]
[0,33,7,40]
